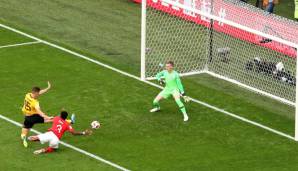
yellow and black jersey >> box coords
[22,93,39,115]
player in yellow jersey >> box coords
[21,81,53,148]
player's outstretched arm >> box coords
[70,129,92,136]
[176,74,190,103]
[156,70,165,85]
[35,104,53,121]
[39,81,51,95]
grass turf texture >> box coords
[0,0,141,75]
[0,118,117,171]
[0,24,297,171]
[0,28,33,46]
[0,0,297,170]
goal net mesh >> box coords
[144,0,298,105]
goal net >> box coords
[141,0,298,139]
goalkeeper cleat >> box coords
[70,113,76,124]
[183,114,189,122]
[150,107,160,113]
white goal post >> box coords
[140,0,298,140]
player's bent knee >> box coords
[174,96,180,101]
[172,91,181,99]
[156,94,164,100]
[50,139,59,149]
[154,97,162,102]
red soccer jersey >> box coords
[49,116,74,139]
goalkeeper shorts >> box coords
[159,89,180,99]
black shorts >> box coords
[23,114,44,129]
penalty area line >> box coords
[0,41,41,49]
[0,23,295,141]
[0,114,131,171]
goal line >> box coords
[0,41,40,49]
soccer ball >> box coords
[91,121,100,129]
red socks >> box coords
[45,147,55,153]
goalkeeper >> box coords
[150,61,190,121]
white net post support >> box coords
[141,0,147,81]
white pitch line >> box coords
[0,23,295,142]
[0,41,40,49]
[0,114,130,171]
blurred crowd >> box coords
[133,0,298,21]
[241,0,298,20]
[255,0,278,13]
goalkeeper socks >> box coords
[180,107,187,115]
[153,99,160,108]
[175,99,187,115]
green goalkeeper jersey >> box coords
[156,70,184,94]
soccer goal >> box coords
[140,0,298,140]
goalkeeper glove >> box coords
[181,93,191,103]
[159,78,165,85]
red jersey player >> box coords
[28,111,92,154]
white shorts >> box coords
[37,131,59,149]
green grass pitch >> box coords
[0,0,297,170]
